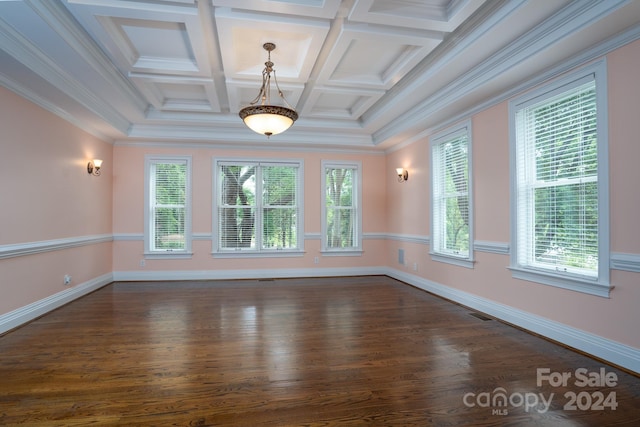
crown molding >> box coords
[0,17,131,134]
[126,122,375,148]
[363,0,524,135]
[26,0,147,112]
[373,0,630,145]
[0,72,116,142]
[385,23,640,155]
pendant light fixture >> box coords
[239,42,298,137]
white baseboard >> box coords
[0,273,113,335]
[2,268,383,333]
[113,266,387,282]
[387,268,640,374]
[4,267,638,374]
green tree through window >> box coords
[220,165,255,248]
[431,125,472,262]
[516,80,598,275]
[322,161,361,252]
[146,157,191,254]
[217,161,300,251]
[510,63,609,296]
[326,167,354,248]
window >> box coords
[510,61,609,296]
[322,161,362,254]
[144,156,192,257]
[431,122,473,267]
[214,159,303,254]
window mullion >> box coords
[216,160,301,253]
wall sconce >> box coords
[87,159,103,176]
[396,167,408,182]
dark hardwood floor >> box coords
[1,276,639,426]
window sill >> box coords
[508,266,612,298]
[430,253,475,269]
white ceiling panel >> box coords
[350,0,488,31]
[0,0,637,149]
[109,18,197,72]
[303,85,384,119]
[129,74,221,113]
[66,0,211,76]
[317,23,442,89]
[215,7,329,82]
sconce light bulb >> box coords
[396,167,408,182]
[88,159,103,176]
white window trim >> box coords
[508,60,610,297]
[212,157,304,257]
[430,121,474,268]
[321,160,363,255]
[143,155,193,258]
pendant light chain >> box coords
[239,42,299,137]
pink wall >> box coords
[608,39,640,253]
[386,40,640,349]
[386,141,430,237]
[112,146,388,273]
[473,105,510,242]
[0,86,113,314]
[2,38,638,358]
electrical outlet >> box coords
[140,259,145,267]
[314,256,319,264]
[63,275,72,285]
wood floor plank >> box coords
[1,276,639,426]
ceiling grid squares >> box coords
[0,0,637,148]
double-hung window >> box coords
[510,61,609,297]
[144,156,192,257]
[321,161,362,254]
[430,122,473,267]
[214,159,303,254]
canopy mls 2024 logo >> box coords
[463,367,618,416]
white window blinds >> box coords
[219,164,256,249]
[432,129,471,259]
[325,166,357,249]
[262,165,298,249]
[150,160,188,252]
[515,78,598,277]
[217,161,300,251]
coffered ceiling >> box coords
[1,0,639,151]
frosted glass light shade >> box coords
[239,105,298,137]
[396,167,408,181]
[87,158,103,175]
